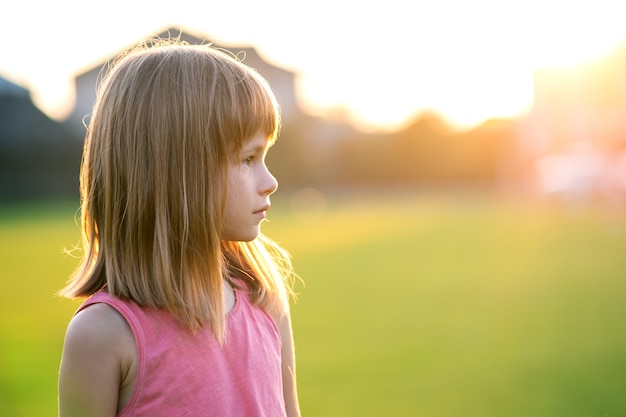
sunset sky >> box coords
[2,0,626,131]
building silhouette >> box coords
[66,27,303,138]
[0,77,80,201]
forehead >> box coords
[241,133,272,152]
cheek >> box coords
[225,175,246,215]
[224,187,238,219]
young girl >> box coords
[58,39,300,417]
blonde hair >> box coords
[60,39,294,343]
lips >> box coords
[255,204,270,213]
[254,205,270,214]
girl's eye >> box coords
[243,156,254,166]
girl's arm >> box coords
[274,308,301,417]
[58,303,136,417]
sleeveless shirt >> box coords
[76,283,286,417]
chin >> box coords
[223,229,260,242]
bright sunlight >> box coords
[295,0,626,131]
[2,0,626,131]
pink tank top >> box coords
[76,282,286,417]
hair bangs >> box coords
[226,62,281,152]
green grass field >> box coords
[1,192,625,416]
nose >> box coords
[261,164,278,196]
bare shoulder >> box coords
[68,302,130,338]
[63,303,136,362]
[59,303,136,417]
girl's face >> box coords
[222,133,278,241]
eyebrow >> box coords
[241,138,272,154]
[240,145,265,155]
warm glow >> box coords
[2,0,626,131]
[292,1,626,131]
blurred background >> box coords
[1,1,625,416]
